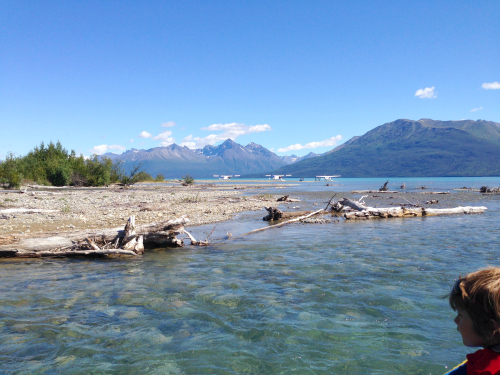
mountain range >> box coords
[272,118,500,177]
[102,139,317,178]
[104,118,500,178]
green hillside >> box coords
[272,119,500,177]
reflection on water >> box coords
[1,178,500,374]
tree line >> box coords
[0,141,164,189]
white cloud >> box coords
[415,87,437,99]
[180,141,196,148]
[161,121,176,127]
[130,139,134,142]
[158,140,175,147]
[470,107,483,112]
[139,131,152,138]
[90,144,125,155]
[180,123,272,149]
[152,130,173,141]
[482,82,500,90]
[277,135,343,152]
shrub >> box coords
[46,160,71,186]
[154,173,165,182]
[135,171,153,182]
[119,164,148,186]
[86,156,111,186]
[181,174,195,186]
[0,152,22,189]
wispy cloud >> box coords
[470,107,483,112]
[415,86,437,99]
[152,130,173,141]
[139,131,152,138]
[151,130,175,146]
[90,144,125,155]
[277,135,343,152]
[161,121,176,127]
[180,123,272,149]
[482,82,500,90]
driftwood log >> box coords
[338,198,487,220]
[277,195,301,202]
[480,186,500,193]
[263,207,318,221]
[419,191,450,195]
[351,190,399,194]
[0,216,189,258]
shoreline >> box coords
[0,182,283,245]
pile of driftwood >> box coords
[481,186,500,194]
[334,198,487,220]
[0,216,205,258]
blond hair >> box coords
[449,267,500,343]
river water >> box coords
[1,177,500,374]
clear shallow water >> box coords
[1,177,500,374]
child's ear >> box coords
[490,320,500,341]
[491,320,500,331]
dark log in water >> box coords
[263,207,313,221]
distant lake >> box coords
[1,177,500,374]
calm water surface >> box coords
[1,177,500,374]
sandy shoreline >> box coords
[0,182,283,243]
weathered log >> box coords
[0,217,188,258]
[330,201,345,212]
[263,207,330,221]
[480,186,500,193]
[338,198,370,211]
[180,229,209,246]
[344,206,487,220]
[277,195,301,202]
[351,190,399,194]
[263,206,283,220]
[11,248,139,258]
[263,207,314,221]
[419,191,450,194]
[422,206,487,216]
[345,207,423,220]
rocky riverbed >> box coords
[0,182,281,243]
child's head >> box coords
[449,267,500,347]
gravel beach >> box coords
[0,182,282,243]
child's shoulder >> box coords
[443,360,467,375]
[445,348,500,375]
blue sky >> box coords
[1,1,499,158]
